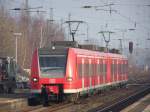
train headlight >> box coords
[52,46,55,50]
[67,77,73,81]
[32,78,38,82]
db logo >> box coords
[49,79,56,83]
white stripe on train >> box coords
[30,80,127,94]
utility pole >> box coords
[40,26,43,48]
[13,33,22,63]
[25,0,29,15]
[49,8,54,24]
[118,39,123,54]
[25,0,29,35]
[47,8,55,41]
[85,22,89,41]
[66,20,84,42]
[99,31,114,52]
[60,18,63,32]
[68,13,71,40]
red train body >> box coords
[29,46,128,103]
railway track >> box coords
[88,86,150,112]
[22,102,73,112]
[5,84,148,112]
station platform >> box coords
[0,93,28,112]
[121,93,150,112]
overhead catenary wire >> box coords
[113,10,150,31]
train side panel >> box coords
[64,48,79,93]
[30,47,128,96]
[30,49,41,93]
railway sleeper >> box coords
[66,93,80,104]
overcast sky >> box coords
[10,0,150,49]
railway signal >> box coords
[129,41,133,54]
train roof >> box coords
[38,41,127,60]
[38,47,68,55]
[38,47,127,60]
[70,48,127,60]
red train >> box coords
[28,42,128,105]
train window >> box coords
[111,61,115,76]
[124,63,125,74]
[122,62,125,74]
[102,60,105,75]
[121,63,123,74]
[103,63,106,76]
[96,64,98,75]
[85,63,89,76]
[124,61,126,74]
[89,63,92,76]
[114,61,115,75]
[126,64,127,74]
[118,64,120,74]
[120,64,121,74]
[105,64,107,75]
[92,64,95,76]
[111,64,113,75]
[120,63,121,74]
[78,64,82,77]
[99,60,102,75]
[89,62,94,76]
[116,60,118,75]
[123,62,125,74]
[122,63,123,74]
[115,60,117,75]
[100,63,103,75]
[96,63,100,75]
[126,62,128,73]
[39,55,67,78]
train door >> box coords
[93,57,97,88]
[117,59,119,82]
[84,58,89,91]
[118,59,121,81]
[122,60,124,80]
[90,57,95,89]
[89,58,92,90]
[99,58,103,84]
[114,59,117,82]
[120,59,123,81]
[103,59,106,84]
[112,59,115,82]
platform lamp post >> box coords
[13,33,22,63]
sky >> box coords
[10,0,150,49]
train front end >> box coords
[29,47,69,104]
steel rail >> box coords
[88,86,150,112]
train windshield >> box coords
[39,55,67,78]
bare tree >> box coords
[0,1,65,69]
